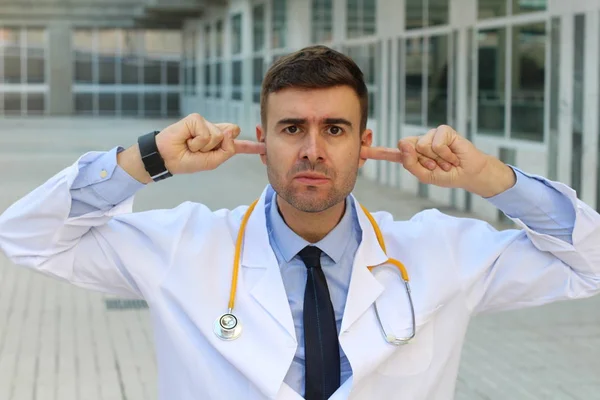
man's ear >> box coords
[359,129,373,168]
[256,124,267,165]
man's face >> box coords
[256,85,372,213]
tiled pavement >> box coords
[0,117,598,400]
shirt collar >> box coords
[267,190,355,264]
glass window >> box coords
[215,62,223,98]
[347,0,376,38]
[74,93,93,114]
[547,17,560,181]
[253,4,265,52]
[144,93,162,116]
[167,61,180,85]
[272,0,287,49]
[429,0,449,27]
[232,60,242,101]
[512,0,546,15]
[571,15,584,194]
[312,0,333,43]
[253,56,264,103]
[98,30,118,85]
[427,34,449,127]
[167,93,180,117]
[231,14,242,55]
[477,28,506,135]
[216,21,223,58]
[510,22,545,141]
[405,37,425,125]
[406,0,423,30]
[121,30,142,85]
[98,93,116,115]
[478,0,507,19]
[3,28,22,84]
[4,93,21,114]
[204,63,211,97]
[121,93,139,116]
[27,93,45,114]
[204,26,211,59]
[26,29,45,84]
[346,43,378,118]
[73,30,93,84]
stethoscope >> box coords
[214,199,416,346]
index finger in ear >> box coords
[215,123,242,139]
[360,146,403,163]
[234,140,266,155]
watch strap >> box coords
[137,131,173,182]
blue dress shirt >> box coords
[68,146,577,396]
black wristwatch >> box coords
[137,131,173,182]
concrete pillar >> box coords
[47,22,73,115]
[287,0,310,50]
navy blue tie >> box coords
[298,246,341,400]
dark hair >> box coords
[260,45,369,132]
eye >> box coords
[327,126,344,136]
[284,125,300,135]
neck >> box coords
[276,196,346,243]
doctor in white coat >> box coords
[1,45,600,400]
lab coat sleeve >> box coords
[440,174,600,315]
[0,151,200,299]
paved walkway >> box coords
[0,117,598,400]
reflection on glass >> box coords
[3,28,22,84]
[312,0,333,43]
[406,0,423,30]
[145,60,162,85]
[253,5,265,52]
[253,56,263,103]
[547,17,560,181]
[363,0,376,36]
[477,28,506,135]
[510,23,545,141]
[232,60,242,101]
[512,0,546,15]
[429,0,449,27]
[4,93,21,114]
[478,0,507,19]
[167,61,179,85]
[27,93,45,113]
[346,43,378,117]
[428,35,449,127]
[27,29,45,84]
[347,0,360,38]
[571,15,584,194]
[272,0,287,48]
[231,14,243,55]
[405,37,424,125]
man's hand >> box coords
[156,113,265,175]
[361,125,516,198]
[118,113,265,183]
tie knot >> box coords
[298,246,323,269]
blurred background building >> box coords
[1,0,599,222]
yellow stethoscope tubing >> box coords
[225,198,416,345]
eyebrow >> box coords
[275,118,353,128]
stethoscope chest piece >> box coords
[214,313,242,340]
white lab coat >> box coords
[1,153,600,400]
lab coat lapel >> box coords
[338,195,394,386]
[241,187,297,342]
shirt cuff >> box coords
[72,146,146,206]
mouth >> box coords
[293,173,330,185]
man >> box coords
[0,45,599,400]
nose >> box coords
[299,129,325,165]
